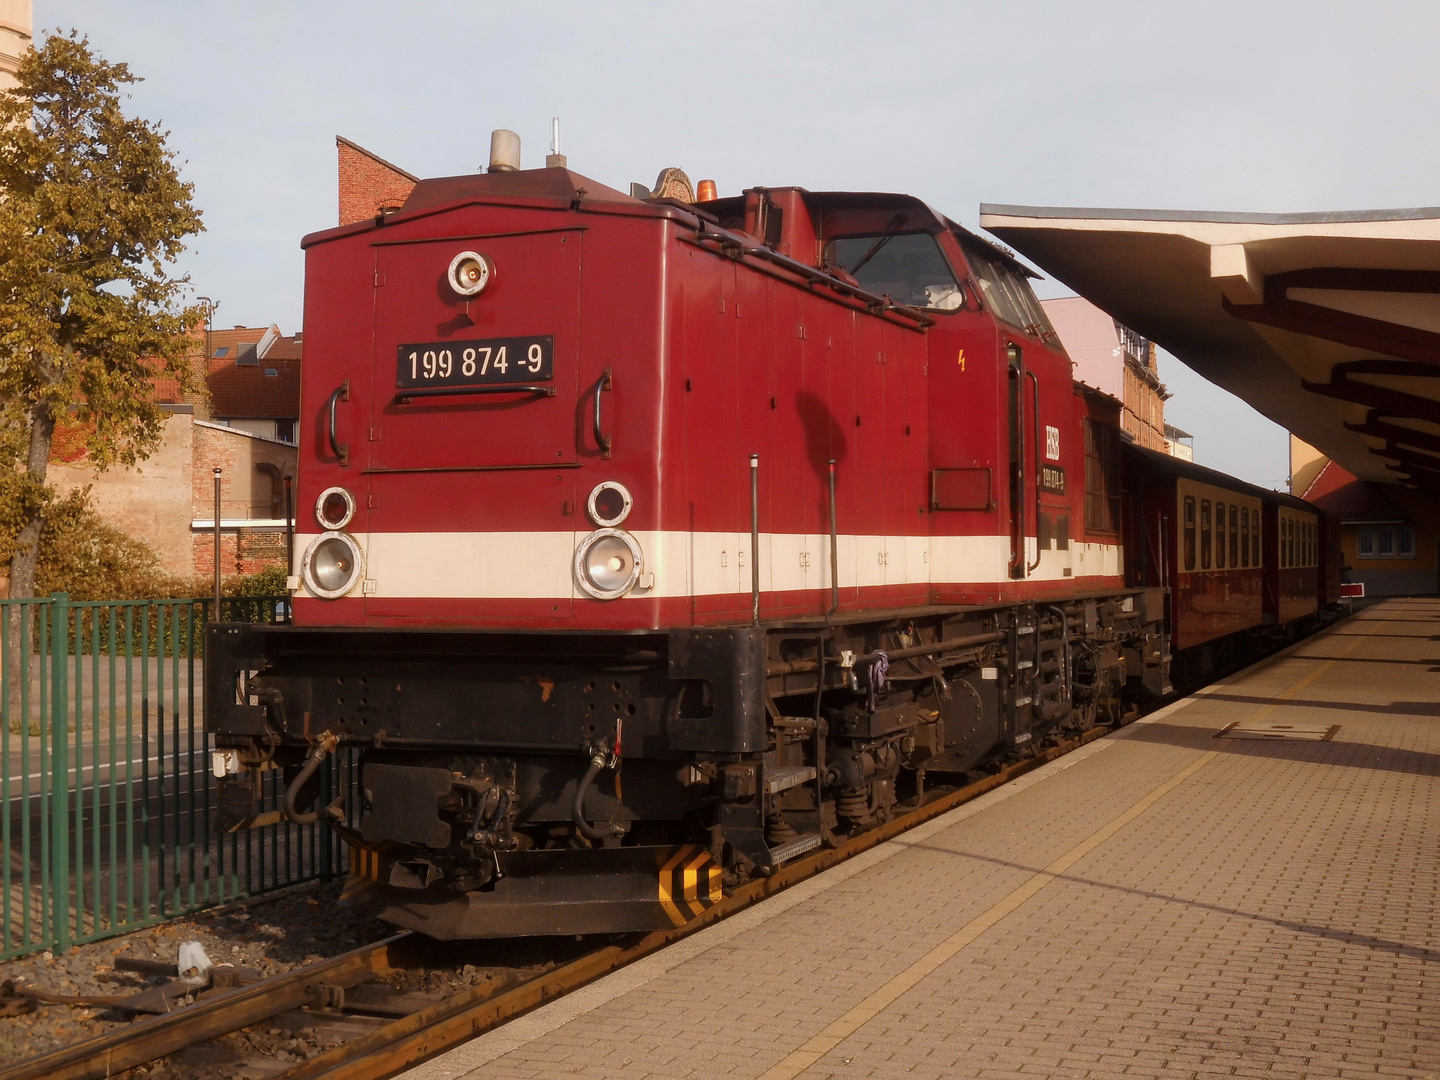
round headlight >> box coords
[447,250,494,298]
[315,486,355,531]
[574,529,642,600]
[586,481,633,527]
[302,532,363,599]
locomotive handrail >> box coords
[392,384,556,404]
[593,368,614,459]
[326,380,350,466]
[682,227,933,329]
[1026,370,1042,574]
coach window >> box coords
[1309,523,1317,566]
[1251,510,1260,566]
[1240,507,1250,567]
[1200,499,1212,569]
[1215,502,1226,568]
[1084,420,1120,533]
[1183,496,1196,570]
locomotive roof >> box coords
[1124,442,1321,514]
[301,168,1043,284]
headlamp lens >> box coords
[312,537,356,593]
[584,535,635,592]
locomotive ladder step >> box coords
[765,765,818,794]
[769,834,823,864]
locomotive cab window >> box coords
[824,232,962,311]
[1200,499,1212,569]
[1183,496,1196,570]
[1215,502,1226,568]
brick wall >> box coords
[338,136,418,226]
[191,421,297,576]
[1122,363,1168,452]
[193,527,289,577]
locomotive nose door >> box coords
[362,230,583,619]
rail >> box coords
[1,723,1117,1080]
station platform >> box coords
[405,597,1440,1080]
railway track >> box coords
[3,723,1114,1080]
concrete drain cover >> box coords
[1216,722,1339,741]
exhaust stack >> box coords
[488,129,521,173]
[546,117,567,169]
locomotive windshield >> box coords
[960,241,1055,337]
[825,232,963,311]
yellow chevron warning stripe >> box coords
[658,845,694,926]
[682,848,713,918]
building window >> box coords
[1200,499,1212,569]
[1183,495,1196,571]
[1251,510,1260,566]
[1215,502,1226,568]
[275,419,297,444]
[1357,524,1414,559]
[1083,420,1120,533]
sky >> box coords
[42,1,1440,490]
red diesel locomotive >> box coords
[206,144,1335,938]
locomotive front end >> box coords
[206,165,764,937]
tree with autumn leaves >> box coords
[0,31,204,599]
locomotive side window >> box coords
[1230,505,1239,567]
[1252,509,1260,565]
[1083,420,1120,533]
[1200,499,1212,569]
[825,232,962,311]
[1183,495,1196,570]
[1215,502,1226,568]
[1240,507,1250,567]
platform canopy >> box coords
[978,204,1440,493]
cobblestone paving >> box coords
[406,598,1440,1080]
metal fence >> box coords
[1,593,352,961]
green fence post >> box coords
[48,592,70,952]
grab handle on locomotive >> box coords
[593,368,614,459]
[326,380,350,466]
[1026,369,1042,574]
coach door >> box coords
[362,230,583,618]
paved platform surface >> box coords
[406,598,1440,1080]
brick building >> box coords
[204,325,302,443]
[338,136,418,226]
[1041,295,1173,453]
[1292,437,1440,597]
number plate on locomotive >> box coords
[397,335,553,389]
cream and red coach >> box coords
[209,148,1201,938]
